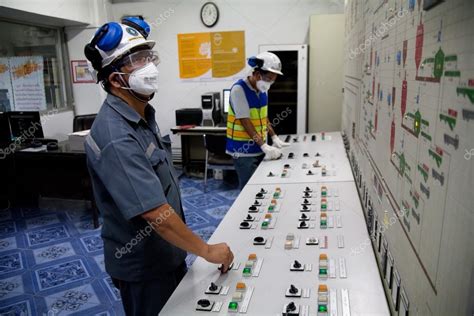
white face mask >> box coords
[124,62,159,95]
[256,80,273,93]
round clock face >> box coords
[201,2,219,27]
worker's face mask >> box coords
[256,71,275,93]
[256,79,273,93]
[118,62,160,96]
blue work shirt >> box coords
[84,94,187,282]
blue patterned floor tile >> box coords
[80,234,104,253]
[0,295,35,315]
[42,282,106,315]
[180,186,204,197]
[183,194,228,210]
[0,220,17,235]
[25,214,61,230]
[0,236,18,252]
[0,176,238,315]
[203,205,231,221]
[0,251,25,276]
[33,258,91,292]
[101,276,121,302]
[32,242,76,266]
[26,225,70,247]
[92,254,106,274]
[192,226,217,242]
[184,211,210,229]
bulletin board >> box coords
[177,30,245,80]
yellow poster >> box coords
[177,31,245,80]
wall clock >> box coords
[200,2,219,28]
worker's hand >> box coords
[261,143,282,160]
[271,135,291,148]
[203,243,234,273]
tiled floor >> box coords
[0,177,239,315]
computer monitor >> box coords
[7,111,44,140]
[223,89,231,114]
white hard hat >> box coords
[254,52,283,75]
[85,20,155,73]
[98,24,155,68]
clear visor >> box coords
[117,49,160,70]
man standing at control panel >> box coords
[83,17,233,315]
[226,52,291,189]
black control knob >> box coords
[198,299,210,307]
[240,222,250,228]
[254,236,264,243]
[302,205,308,210]
[249,205,257,211]
[289,284,298,294]
[299,221,307,228]
[209,282,218,291]
[246,214,253,220]
[301,214,308,219]
[286,302,296,312]
[293,260,301,268]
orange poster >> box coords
[177,31,245,80]
[210,31,245,78]
[177,32,212,79]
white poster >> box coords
[0,58,14,112]
[9,56,46,111]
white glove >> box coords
[261,143,282,160]
[271,135,291,148]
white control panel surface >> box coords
[247,133,354,185]
[161,181,389,315]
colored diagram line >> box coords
[428,149,442,168]
[456,87,474,104]
[439,113,456,130]
[416,76,440,83]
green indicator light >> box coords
[268,205,274,211]
[262,221,269,227]
[228,301,238,310]
[320,268,327,274]
[274,193,279,198]
[321,192,327,196]
[321,204,327,209]
[243,267,252,276]
[318,305,327,312]
[321,220,327,225]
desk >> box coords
[8,141,99,228]
[171,126,226,175]
[161,132,390,315]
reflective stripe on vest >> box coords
[226,79,268,154]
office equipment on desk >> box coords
[73,114,96,132]
[222,88,231,120]
[203,134,234,190]
[7,111,44,140]
[0,112,11,145]
[201,92,221,126]
[176,108,203,126]
[68,129,90,151]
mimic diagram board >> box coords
[342,0,474,315]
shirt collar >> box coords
[106,94,156,125]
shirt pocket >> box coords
[147,145,173,197]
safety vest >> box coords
[226,79,268,156]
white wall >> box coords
[104,0,344,146]
[308,14,344,132]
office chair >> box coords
[203,134,234,191]
[73,114,97,132]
